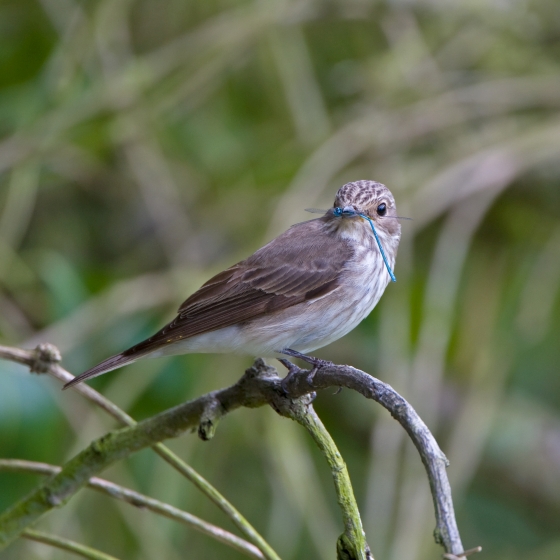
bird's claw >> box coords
[278,358,319,398]
[306,366,318,385]
[278,359,302,395]
[278,348,334,395]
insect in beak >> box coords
[332,206,397,282]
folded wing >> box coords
[64,218,350,388]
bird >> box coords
[64,180,401,389]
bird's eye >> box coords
[377,203,387,216]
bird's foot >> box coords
[278,358,301,395]
[278,358,317,401]
[279,349,334,386]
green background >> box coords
[1,0,559,558]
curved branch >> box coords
[280,362,466,555]
[0,345,480,559]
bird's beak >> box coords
[342,205,360,217]
[343,206,367,220]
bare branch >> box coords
[0,343,134,423]
[443,546,483,559]
[0,459,263,560]
[0,359,290,551]
[21,529,120,560]
[0,344,480,559]
[284,401,371,560]
[281,362,467,556]
[0,344,280,560]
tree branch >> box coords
[281,398,371,559]
[0,358,288,551]
[280,362,469,556]
[21,529,120,560]
[0,344,280,560]
[0,459,263,560]
[0,344,480,559]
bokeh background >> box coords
[1,0,560,559]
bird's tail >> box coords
[63,351,143,390]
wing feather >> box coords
[64,217,351,388]
[126,218,351,355]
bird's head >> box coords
[332,180,401,240]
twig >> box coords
[0,344,281,560]
[0,358,327,551]
[0,459,263,560]
[443,546,483,559]
[284,400,371,560]
[150,444,277,557]
[21,529,119,560]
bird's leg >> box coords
[279,348,334,385]
[280,348,334,370]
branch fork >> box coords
[0,344,481,560]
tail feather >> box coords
[63,352,141,390]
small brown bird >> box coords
[64,180,401,389]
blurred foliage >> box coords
[1,0,560,559]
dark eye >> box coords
[377,203,387,216]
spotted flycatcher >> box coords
[64,180,401,388]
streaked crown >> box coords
[332,180,400,240]
[334,180,394,212]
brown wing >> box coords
[64,217,350,388]
[128,217,351,353]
